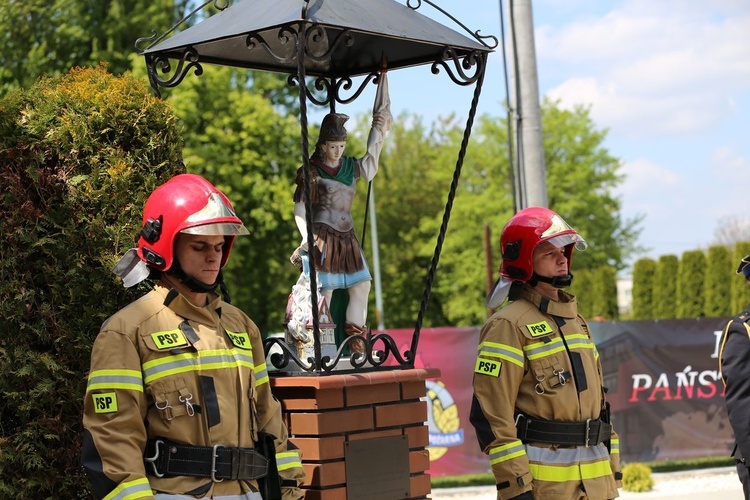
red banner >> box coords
[382,317,735,477]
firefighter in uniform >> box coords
[81,174,305,500]
[470,207,622,500]
[719,254,750,499]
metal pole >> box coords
[509,0,547,208]
[368,183,385,331]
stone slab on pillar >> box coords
[270,368,440,500]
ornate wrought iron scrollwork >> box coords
[145,48,203,98]
[287,75,330,106]
[431,48,484,86]
[474,30,499,50]
[304,26,355,63]
[286,73,379,108]
[331,73,379,105]
[245,24,355,66]
[265,337,315,372]
[246,26,299,64]
[263,329,415,375]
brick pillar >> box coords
[270,368,440,500]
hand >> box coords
[290,247,303,270]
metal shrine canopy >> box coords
[139,0,496,97]
[137,0,496,374]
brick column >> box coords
[270,368,440,500]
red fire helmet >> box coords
[499,206,587,283]
[136,174,249,272]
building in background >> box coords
[617,277,633,317]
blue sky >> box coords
[337,0,750,268]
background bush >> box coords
[621,462,654,492]
[0,65,185,497]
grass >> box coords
[430,455,735,489]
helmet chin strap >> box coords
[166,259,221,294]
[530,272,574,288]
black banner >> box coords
[590,317,734,462]
[384,317,736,476]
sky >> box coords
[334,0,750,270]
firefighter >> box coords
[719,253,750,499]
[470,206,622,500]
[81,174,305,500]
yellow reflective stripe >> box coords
[87,369,144,393]
[524,337,566,360]
[102,477,152,500]
[530,459,613,482]
[255,362,269,386]
[478,341,524,368]
[276,451,302,471]
[565,334,595,352]
[142,349,254,384]
[610,438,619,454]
[524,333,594,361]
[489,440,526,464]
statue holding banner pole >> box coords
[287,69,392,356]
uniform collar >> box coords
[154,282,222,325]
[520,284,578,319]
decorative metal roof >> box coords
[137,0,497,374]
[140,0,494,79]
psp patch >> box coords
[525,321,553,337]
[93,392,118,414]
[474,358,502,377]
[151,329,188,349]
[226,330,252,350]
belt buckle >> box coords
[212,444,225,482]
[144,440,165,478]
[585,419,592,447]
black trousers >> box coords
[736,459,750,500]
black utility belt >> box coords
[144,439,269,482]
[515,414,611,447]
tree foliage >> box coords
[677,250,706,318]
[0,66,185,497]
[591,266,620,320]
[653,255,678,319]
[0,0,189,95]
[543,100,644,271]
[632,258,657,320]
[704,245,732,318]
[363,102,642,328]
[569,268,595,319]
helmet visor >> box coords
[545,232,588,251]
[182,223,250,236]
[540,214,588,251]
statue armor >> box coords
[313,177,357,232]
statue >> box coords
[288,77,392,355]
